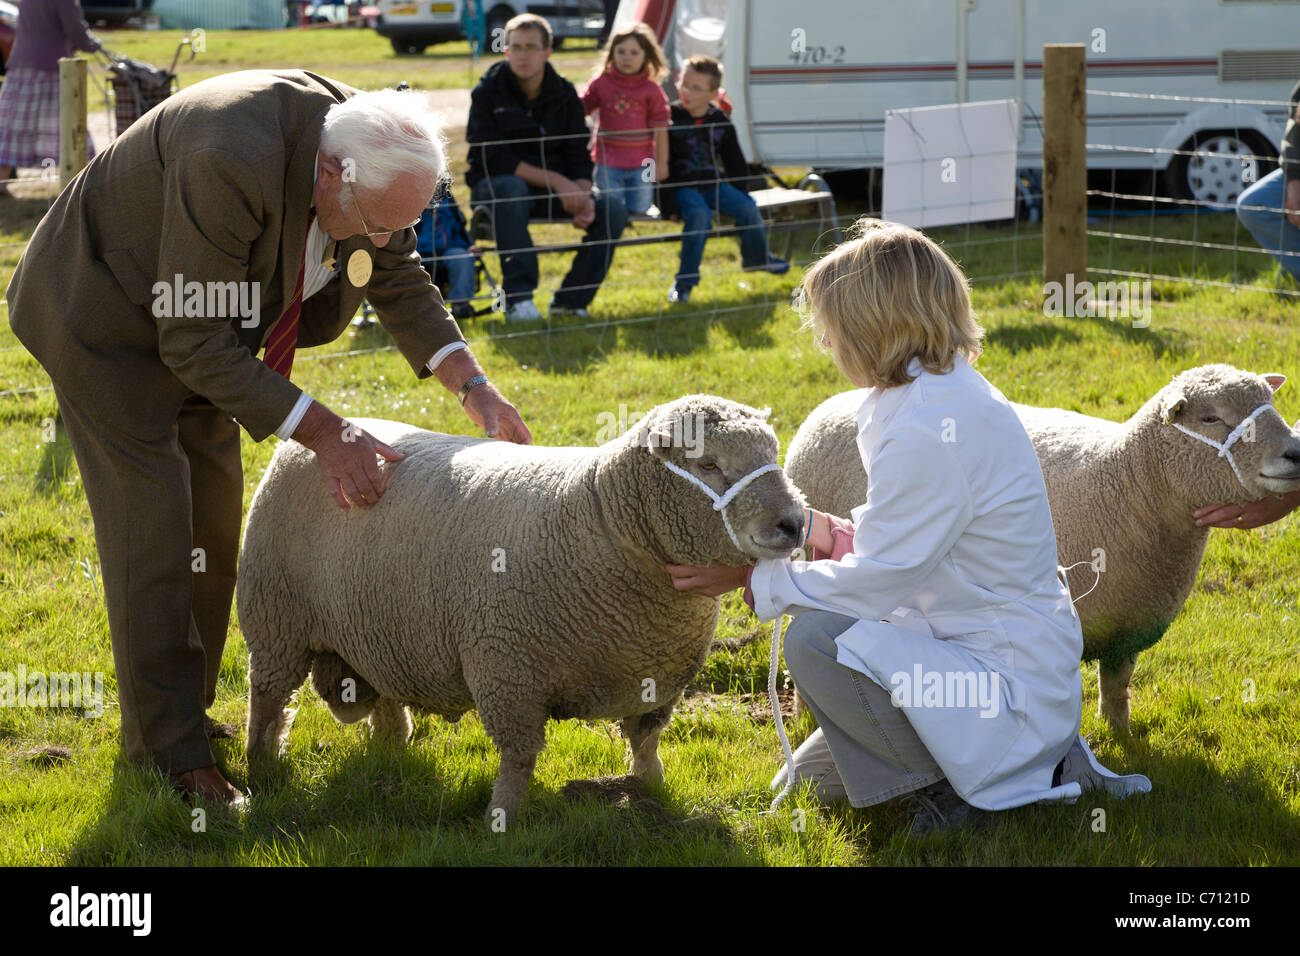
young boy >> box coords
[661,55,788,304]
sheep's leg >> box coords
[367,697,413,744]
[476,699,546,827]
[246,646,313,762]
[621,702,677,782]
[1098,656,1137,731]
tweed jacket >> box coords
[6,69,464,442]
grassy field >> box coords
[2,32,1299,866]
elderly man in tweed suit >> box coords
[6,69,531,806]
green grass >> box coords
[3,34,1300,866]
[75,27,604,115]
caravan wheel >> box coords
[1162,130,1278,210]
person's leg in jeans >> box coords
[624,166,655,215]
[778,610,945,807]
[714,182,774,269]
[441,242,477,305]
[674,186,714,295]
[470,174,537,307]
[552,189,628,309]
[1236,167,1300,283]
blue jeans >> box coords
[440,243,476,304]
[674,183,771,292]
[469,174,628,308]
[1236,168,1300,283]
[594,163,654,215]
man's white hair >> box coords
[320,88,448,196]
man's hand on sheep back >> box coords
[665,563,749,597]
[463,384,533,444]
[1193,488,1300,529]
[293,400,405,510]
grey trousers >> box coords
[777,610,946,807]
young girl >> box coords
[667,219,1149,833]
[581,22,670,216]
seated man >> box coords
[659,55,788,304]
[466,12,627,321]
[1236,78,1300,284]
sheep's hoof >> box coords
[483,803,516,832]
[631,756,664,783]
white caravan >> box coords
[619,0,1300,205]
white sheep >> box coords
[238,395,806,823]
[784,364,1300,729]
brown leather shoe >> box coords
[173,764,247,809]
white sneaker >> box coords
[506,300,542,322]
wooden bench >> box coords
[467,174,842,259]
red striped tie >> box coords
[263,211,316,379]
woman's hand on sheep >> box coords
[462,384,533,445]
[1193,489,1300,529]
[665,563,750,597]
[293,401,405,510]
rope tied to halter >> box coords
[1167,402,1274,489]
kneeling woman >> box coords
[667,219,1148,833]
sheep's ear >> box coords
[642,411,677,460]
[1262,373,1286,392]
[1161,392,1187,425]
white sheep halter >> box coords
[657,456,804,810]
[1168,403,1274,489]
[658,460,784,552]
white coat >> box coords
[752,355,1150,809]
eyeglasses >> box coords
[347,182,422,238]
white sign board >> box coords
[883,99,1019,229]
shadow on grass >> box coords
[813,733,1300,865]
[985,315,1185,360]
[65,726,749,865]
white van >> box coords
[625,0,1299,205]
[376,0,608,54]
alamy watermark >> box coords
[152,274,261,328]
[0,665,104,718]
[1043,273,1151,328]
[595,405,706,458]
[889,664,1001,718]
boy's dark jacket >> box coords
[466,60,593,188]
[658,100,751,218]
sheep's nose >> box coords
[776,515,803,540]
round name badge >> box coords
[347,249,372,287]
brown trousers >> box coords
[54,385,243,774]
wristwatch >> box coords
[457,373,489,406]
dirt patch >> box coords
[22,744,72,768]
[559,774,675,826]
[677,687,798,725]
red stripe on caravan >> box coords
[750,57,1219,78]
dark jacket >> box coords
[465,60,593,188]
[659,101,750,218]
[1283,78,1300,183]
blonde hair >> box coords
[505,12,551,48]
[797,218,984,388]
[594,21,668,81]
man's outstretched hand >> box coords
[463,383,533,444]
[293,400,405,510]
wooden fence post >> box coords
[1042,43,1086,291]
[59,56,89,191]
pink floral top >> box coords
[581,69,671,169]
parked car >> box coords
[84,1,154,26]
[375,0,606,55]
[0,1,17,76]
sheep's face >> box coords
[638,396,807,564]
[1157,365,1300,502]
